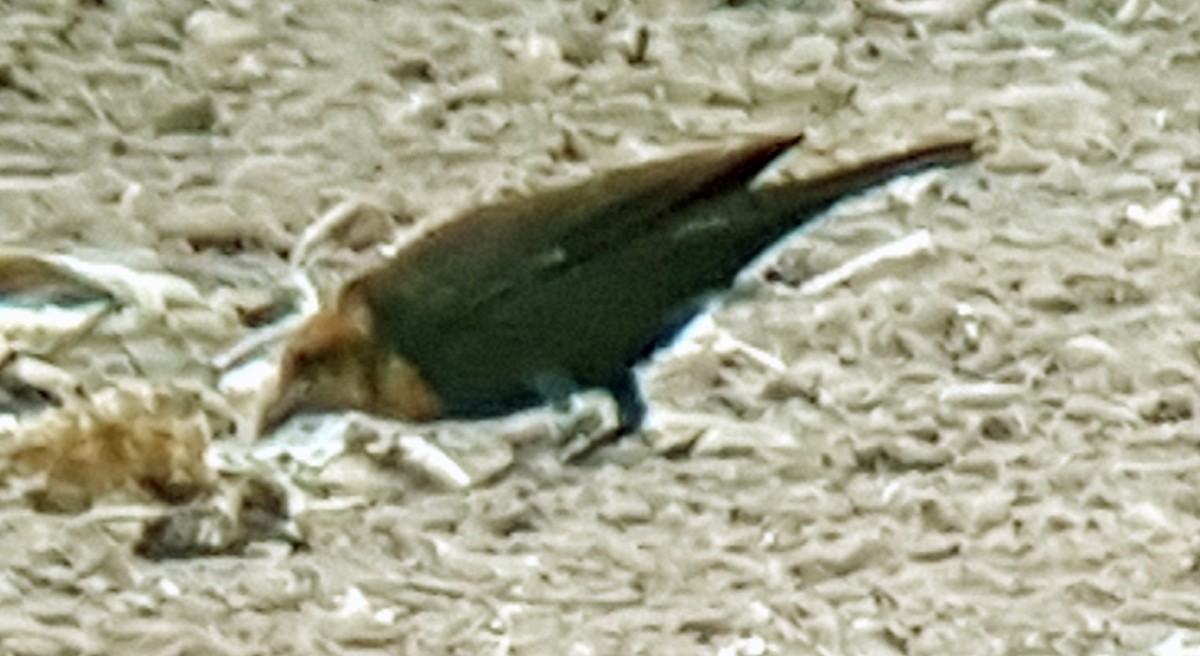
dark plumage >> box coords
[263,131,976,435]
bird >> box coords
[261,130,976,438]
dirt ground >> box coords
[3,0,1200,654]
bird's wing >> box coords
[355,133,805,331]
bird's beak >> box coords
[257,374,314,435]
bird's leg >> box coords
[609,370,647,436]
[561,370,646,463]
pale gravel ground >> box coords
[3,0,1200,654]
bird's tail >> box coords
[752,135,978,213]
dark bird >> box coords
[262,130,976,436]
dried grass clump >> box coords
[4,385,214,511]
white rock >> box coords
[185,10,260,56]
[1058,334,1118,369]
[800,230,935,296]
[939,382,1024,408]
[1125,196,1182,228]
[398,434,472,489]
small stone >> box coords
[939,382,1024,408]
[134,506,241,560]
[1125,196,1182,228]
[598,494,653,524]
[1059,334,1118,369]
[185,10,260,55]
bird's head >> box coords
[258,284,442,434]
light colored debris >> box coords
[0,174,86,192]
[212,267,318,373]
[557,398,623,463]
[1058,334,1119,370]
[1114,0,1149,24]
[640,416,704,454]
[645,410,795,455]
[39,254,203,315]
[692,424,797,455]
[0,250,112,304]
[0,250,114,354]
[799,230,936,296]
[717,634,769,656]
[396,434,473,490]
[1062,395,1139,425]
[1149,630,1200,656]
[0,304,110,354]
[215,355,291,443]
[1125,196,1183,228]
[253,412,496,492]
[211,315,303,372]
[938,382,1025,408]
[252,414,354,470]
[712,332,788,374]
[0,354,79,405]
[313,452,401,498]
[290,199,400,269]
[184,10,261,57]
[217,357,279,404]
